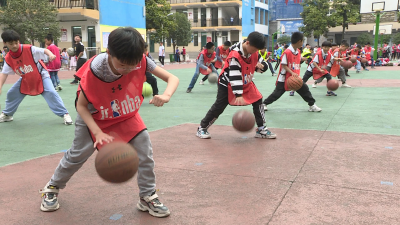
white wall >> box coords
[255,1,269,10]
[255,24,269,35]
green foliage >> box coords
[0,0,60,45]
[380,34,391,44]
[330,0,361,37]
[300,0,333,38]
[168,12,191,49]
[145,0,174,43]
[356,33,373,46]
[392,33,400,44]
[277,35,291,45]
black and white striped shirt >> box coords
[219,41,268,96]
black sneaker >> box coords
[39,183,60,212]
[186,88,192,93]
[137,191,170,217]
[70,79,79,85]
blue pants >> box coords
[49,71,60,88]
[355,60,362,71]
[188,64,217,89]
[3,77,69,116]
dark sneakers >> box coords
[39,184,60,212]
[137,191,170,218]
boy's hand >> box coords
[256,63,264,70]
[48,54,56,62]
[234,96,246,106]
[222,61,225,68]
[207,68,212,74]
[94,132,114,148]
[291,72,299,77]
[150,94,170,107]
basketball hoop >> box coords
[372,2,384,12]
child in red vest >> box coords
[350,44,369,73]
[263,32,322,112]
[45,34,62,91]
[301,41,337,96]
[364,42,375,68]
[330,42,351,88]
[39,27,179,218]
[196,31,276,139]
[199,41,232,85]
[187,42,217,93]
[0,30,73,125]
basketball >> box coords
[208,72,219,84]
[286,75,303,91]
[341,60,353,69]
[350,57,357,63]
[142,82,153,97]
[232,110,255,132]
[67,47,75,56]
[326,79,339,91]
[95,142,139,183]
[361,58,368,64]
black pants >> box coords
[200,84,265,129]
[202,74,209,82]
[145,72,159,95]
[267,60,275,74]
[73,58,87,81]
[302,70,332,83]
[263,81,315,106]
[274,58,281,71]
[159,56,164,65]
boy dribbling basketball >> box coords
[39,27,179,218]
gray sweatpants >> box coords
[326,66,347,84]
[48,114,156,197]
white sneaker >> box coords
[272,73,277,76]
[263,104,268,111]
[309,104,322,112]
[199,80,204,85]
[342,83,351,88]
[196,127,211,139]
[0,112,13,122]
[63,114,73,125]
[312,83,317,88]
[57,85,63,91]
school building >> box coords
[149,0,270,56]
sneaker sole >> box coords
[64,122,73,125]
[136,202,170,218]
[40,203,59,212]
[308,109,322,112]
[254,134,277,139]
[196,133,211,139]
[0,118,13,123]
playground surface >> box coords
[0,62,399,224]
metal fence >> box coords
[86,47,101,59]
[49,0,98,9]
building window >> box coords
[193,32,198,46]
[194,8,198,23]
[251,19,254,25]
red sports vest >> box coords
[214,46,230,69]
[5,45,46,96]
[364,47,372,61]
[221,51,262,105]
[312,50,331,80]
[276,48,301,91]
[76,54,147,150]
[330,48,347,77]
[197,49,216,75]
[350,49,362,65]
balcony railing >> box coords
[0,0,98,9]
[49,0,98,9]
[169,0,237,4]
[191,18,242,27]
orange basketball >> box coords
[350,57,357,63]
[95,142,139,183]
[327,79,339,91]
[361,58,368,64]
[340,60,353,69]
[286,75,303,91]
[232,110,255,132]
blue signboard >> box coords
[280,20,303,34]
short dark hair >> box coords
[321,41,332,47]
[74,34,82,39]
[356,44,361,49]
[341,42,349,47]
[1,30,20,42]
[284,44,289,48]
[224,41,231,47]
[291,32,303,44]
[247,31,265,49]
[331,42,338,46]
[366,42,371,45]
[306,44,310,46]
[62,48,66,51]
[206,42,214,49]
[107,27,145,65]
[144,43,148,48]
[45,34,54,42]
[341,39,347,44]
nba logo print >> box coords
[110,99,121,118]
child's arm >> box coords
[44,49,56,62]
[150,67,179,107]
[76,93,114,147]
[0,73,8,95]
[256,52,268,73]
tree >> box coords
[0,0,60,45]
[277,35,291,45]
[145,0,174,43]
[380,35,391,44]
[392,32,400,44]
[330,0,361,40]
[300,0,334,46]
[356,32,373,46]
[168,12,192,52]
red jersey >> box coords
[330,48,347,77]
[364,47,372,61]
[276,48,301,91]
[197,49,216,75]
[76,54,147,150]
[221,51,262,106]
[312,50,332,80]
[5,44,46,96]
[214,46,230,69]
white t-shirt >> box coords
[2,45,50,79]
[307,50,333,72]
[278,45,298,82]
[159,45,165,56]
